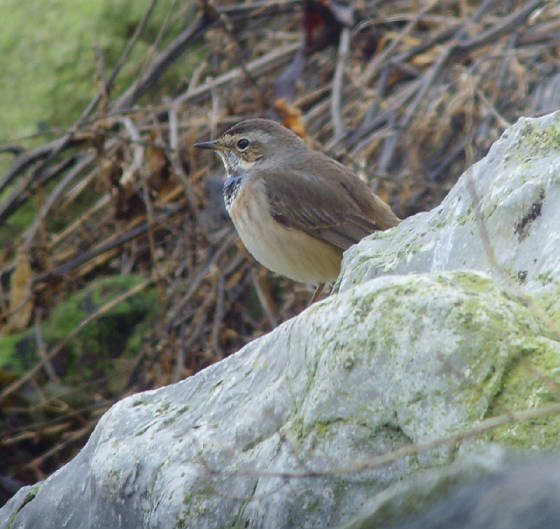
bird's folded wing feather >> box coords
[264,166,398,251]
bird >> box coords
[195,118,400,287]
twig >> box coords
[174,288,216,363]
[0,139,81,198]
[119,117,145,177]
[200,401,560,482]
[358,0,443,86]
[49,194,111,249]
[0,21,158,220]
[119,117,160,279]
[94,43,109,114]
[330,26,351,144]
[176,42,300,106]
[167,103,200,224]
[206,0,262,102]
[378,0,497,173]
[23,422,95,471]
[34,308,58,383]
[251,270,278,329]
[106,0,159,98]
[211,275,226,359]
[466,173,560,341]
[456,0,545,54]
[167,230,236,324]
[475,88,512,129]
[35,204,186,283]
[6,0,159,205]
[0,145,24,156]
[23,154,95,248]
[114,11,210,111]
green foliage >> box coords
[0,0,193,144]
[0,275,157,386]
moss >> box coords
[342,272,560,449]
[441,271,493,293]
[452,201,477,226]
[0,184,38,240]
[518,120,560,159]
[0,330,37,375]
[0,1,203,144]
[483,336,560,449]
[44,275,157,382]
[135,423,153,437]
[536,271,555,285]
[501,117,560,167]
[537,286,560,319]
[303,497,322,515]
[19,484,40,510]
[104,468,124,497]
[4,484,41,528]
[177,483,220,528]
[0,275,157,388]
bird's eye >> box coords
[236,138,249,151]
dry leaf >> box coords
[5,246,34,334]
[274,99,307,139]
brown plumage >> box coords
[195,118,400,284]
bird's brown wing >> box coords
[263,162,399,251]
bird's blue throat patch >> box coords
[223,176,244,211]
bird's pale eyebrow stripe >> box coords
[254,132,273,142]
[229,129,273,143]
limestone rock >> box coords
[341,449,560,529]
[340,112,560,304]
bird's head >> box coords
[194,118,306,176]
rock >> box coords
[340,449,560,529]
[2,112,560,529]
[339,112,560,304]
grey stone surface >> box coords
[339,448,560,529]
[2,112,560,529]
[339,112,560,303]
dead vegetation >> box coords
[1,0,559,504]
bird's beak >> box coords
[194,140,229,151]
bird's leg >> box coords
[308,284,325,305]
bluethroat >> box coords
[195,119,400,285]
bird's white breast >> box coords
[226,177,342,284]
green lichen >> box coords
[353,272,558,448]
[20,485,40,509]
[502,118,560,168]
[0,330,36,374]
[483,335,560,449]
[519,120,560,159]
[5,484,41,529]
[454,208,475,226]
[173,269,560,528]
[155,402,172,415]
[536,270,555,285]
[176,483,220,528]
